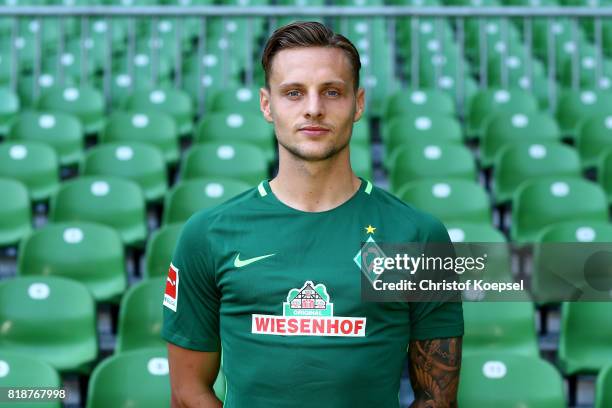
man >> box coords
[162,21,463,408]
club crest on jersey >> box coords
[163,263,179,312]
[252,281,366,337]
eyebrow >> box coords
[278,80,347,88]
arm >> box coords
[408,336,462,408]
[167,343,223,408]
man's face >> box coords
[260,46,365,162]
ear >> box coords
[260,87,274,123]
[353,87,365,122]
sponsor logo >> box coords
[252,281,366,337]
[234,253,276,268]
[163,263,179,312]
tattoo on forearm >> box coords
[408,337,462,408]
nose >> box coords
[304,93,324,119]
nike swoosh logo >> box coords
[234,253,276,268]
[167,277,176,286]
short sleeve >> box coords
[161,212,221,351]
[409,215,464,341]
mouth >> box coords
[298,126,330,137]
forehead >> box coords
[268,46,354,86]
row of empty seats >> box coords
[1,274,611,406]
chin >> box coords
[286,144,342,162]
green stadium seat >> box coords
[537,220,612,243]
[463,302,539,357]
[559,302,612,375]
[49,176,147,247]
[37,85,105,134]
[0,50,10,85]
[101,110,179,166]
[18,222,127,302]
[577,114,612,169]
[15,18,60,54]
[511,178,608,243]
[446,223,507,243]
[144,223,182,279]
[466,88,539,141]
[350,144,373,181]
[98,72,158,109]
[396,17,454,60]
[560,55,612,89]
[0,276,97,373]
[596,147,612,203]
[209,86,261,114]
[0,352,62,408]
[420,71,480,107]
[205,19,262,68]
[532,221,612,303]
[195,111,274,162]
[163,178,251,225]
[481,112,561,168]
[552,38,597,78]
[360,65,401,118]
[493,142,581,205]
[0,141,59,202]
[533,19,586,61]
[112,50,173,85]
[181,70,241,112]
[468,37,525,74]
[18,72,76,109]
[486,51,547,88]
[124,88,194,136]
[43,50,98,82]
[389,142,476,191]
[86,348,170,407]
[0,178,31,247]
[182,47,242,92]
[82,142,168,203]
[384,114,463,166]
[87,18,127,48]
[458,353,566,407]
[556,90,612,140]
[351,119,370,148]
[86,348,226,407]
[465,18,522,58]
[0,87,20,136]
[416,47,473,85]
[397,179,491,225]
[139,19,190,60]
[0,31,35,71]
[7,111,84,166]
[596,364,612,408]
[383,89,456,121]
[116,277,165,353]
[446,222,514,283]
[180,141,267,186]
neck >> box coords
[270,146,361,212]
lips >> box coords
[299,125,330,136]
[300,126,329,131]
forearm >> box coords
[408,337,462,408]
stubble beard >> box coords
[277,130,352,163]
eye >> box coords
[326,89,340,97]
[286,90,301,98]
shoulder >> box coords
[369,185,450,242]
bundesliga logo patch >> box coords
[163,263,179,312]
[252,281,367,337]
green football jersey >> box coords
[162,178,464,408]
